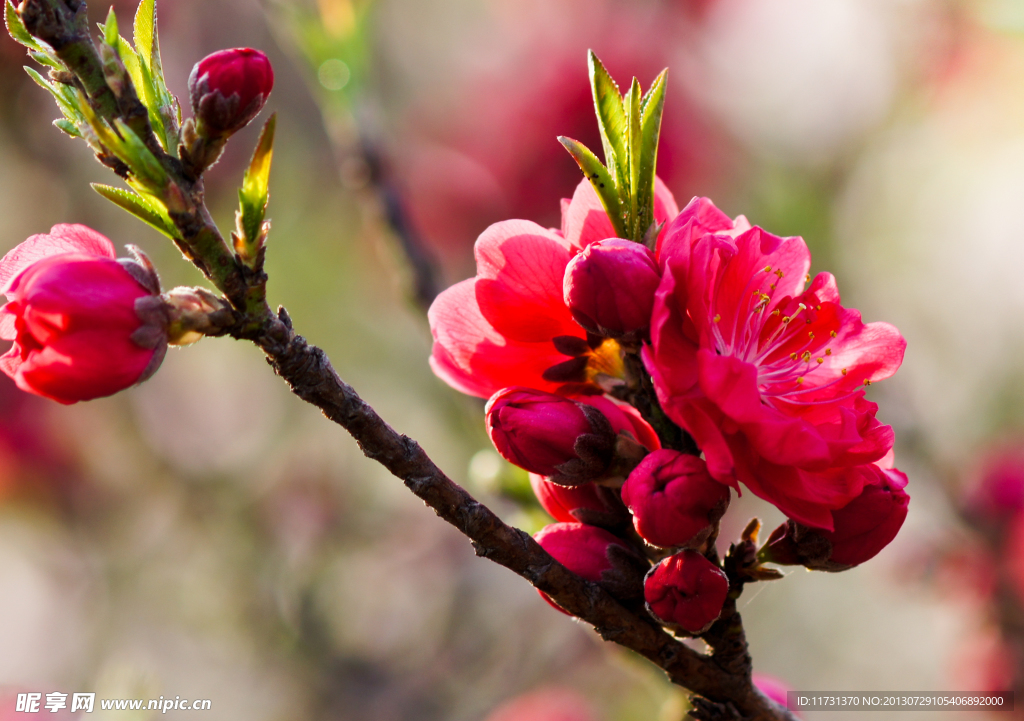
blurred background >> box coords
[1,0,1024,719]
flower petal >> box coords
[0,224,115,293]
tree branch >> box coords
[13,4,800,718]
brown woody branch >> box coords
[15,3,798,719]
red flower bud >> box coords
[621,450,730,548]
[763,465,909,572]
[529,473,630,528]
[486,387,615,484]
[188,48,274,135]
[563,239,661,338]
[534,522,648,607]
[0,225,167,404]
[644,550,729,634]
[962,444,1024,526]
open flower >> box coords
[0,225,167,404]
[428,178,678,398]
[644,197,906,529]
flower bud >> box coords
[563,238,660,339]
[763,465,909,572]
[644,550,729,634]
[534,522,648,606]
[962,444,1024,527]
[0,225,167,404]
[486,387,616,484]
[188,48,274,136]
[621,450,730,548]
[529,474,630,528]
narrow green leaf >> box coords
[624,77,643,240]
[29,51,61,68]
[5,0,44,51]
[238,114,276,248]
[53,118,81,137]
[637,69,667,239]
[102,7,119,46]
[24,66,85,125]
[558,136,625,238]
[112,118,168,187]
[117,37,144,93]
[133,0,155,70]
[92,183,179,239]
[588,51,627,190]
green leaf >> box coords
[77,93,169,190]
[238,114,276,250]
[5,0,44,51]
[53,118,81,137]
[127,0,177,150]
[624,77,643,240]
[558,136,624,238]
[588,51,627,191]
[637,69,667,239]
[117,37,142,88]
[133,0,155,69]
[29,51,61,68]
[24,66,85,126]
[92,183,179,239]
[102,6,119,47]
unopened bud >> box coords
[529,474,630,528]
[763,465,910,572]
[188,48,274,137]
[621,450,730,548]
[485,387,616,485]
[534,522,648,608]
[644,550,729,634]
[161,286,235,345]
[563,238,660,339]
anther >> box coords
[764,265,772,273]
[713,314,721,323]
[841,368,848,376]
[825,349,832,356]
[830,330,837,338]
[801,351,811,362]
[816,358,824,364]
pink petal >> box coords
[428,278,578,398]
[562,179,617,252]
[0,224,115,293]
[0,306,15,340]
[474,219,579,343]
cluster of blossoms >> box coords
[0,49,273,404]
[429,176,910,632]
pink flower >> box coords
[644,549,728,633]
[962,443,1024,525]
[763,464,910,571]
[189,48,274,135]
[752,674,801,718]
[563,238,661,339]
[428,178,678,399]
[529,474,630,528]
[620,449,730,548]
[644,197,906,529]
[534,522,648,607]
[0,225,167,404]
[483,687,597,721]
